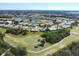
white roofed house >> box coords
[0,21,4,24]
[6,21,13,24]
[0,21,5,27]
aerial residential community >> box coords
[1,3,79,56]
[0,13,76,31]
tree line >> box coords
[51,41,79,56]
[41,28,70,44]
[6,28,27,35]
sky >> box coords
[0,3,79,10]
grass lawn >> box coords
[0,18,14,20]
[70,26,79,33]
[40,20,51,24]
[0,28,6,33]
[4,32,51,52]
[41,26,79,56]
[2,26,79,56]
[27,26,79,56]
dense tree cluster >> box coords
[6,28,27,35]
[10,46,27,56]
[41,28,70,44]
[34,39,45,48]
[52,41,79,56]
[13,21,19,25]
[0,32,5,40]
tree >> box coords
[41,28,70,44]
[52,41,79,56]
[22,30,27,35]
[29,18,32,23]
[0,32,5,40]
[53,19,61,30]
[28,18,32,32]
[11,46,27,56]
[70,20,78,28]
[13,21,19,25]
[6,28,27,35]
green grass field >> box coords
[1,26,79,56]
[0,28,6,33]
[4,32,51,52]
[0,18,14,20]
[26,26,79,56]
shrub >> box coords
[10,46,27,56]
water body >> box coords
[0,10,79,14]
[15,17,40,23]
[1,10,79,21]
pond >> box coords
[15,17,40,23]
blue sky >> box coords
[0,3,79,10]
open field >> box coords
[40,20,51,24]
[4,32,51,52]
[1,26,79,56]
[0,28,6,33]
[26,27,79,56]
[0,18,14,20]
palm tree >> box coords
[28,18,32,32]
[53,18,61,30]
[0,32,5,40]
[29,18,32,23]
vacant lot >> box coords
[2,26,79,56]
[4,32,51,52]
[0,28,6,33]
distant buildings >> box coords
[0,16,76,32]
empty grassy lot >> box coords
[26,26,79,56]
[4,32,51,52]
[1,26,79,56]
[0,28,6,33]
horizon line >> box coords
[0,9,79,11]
